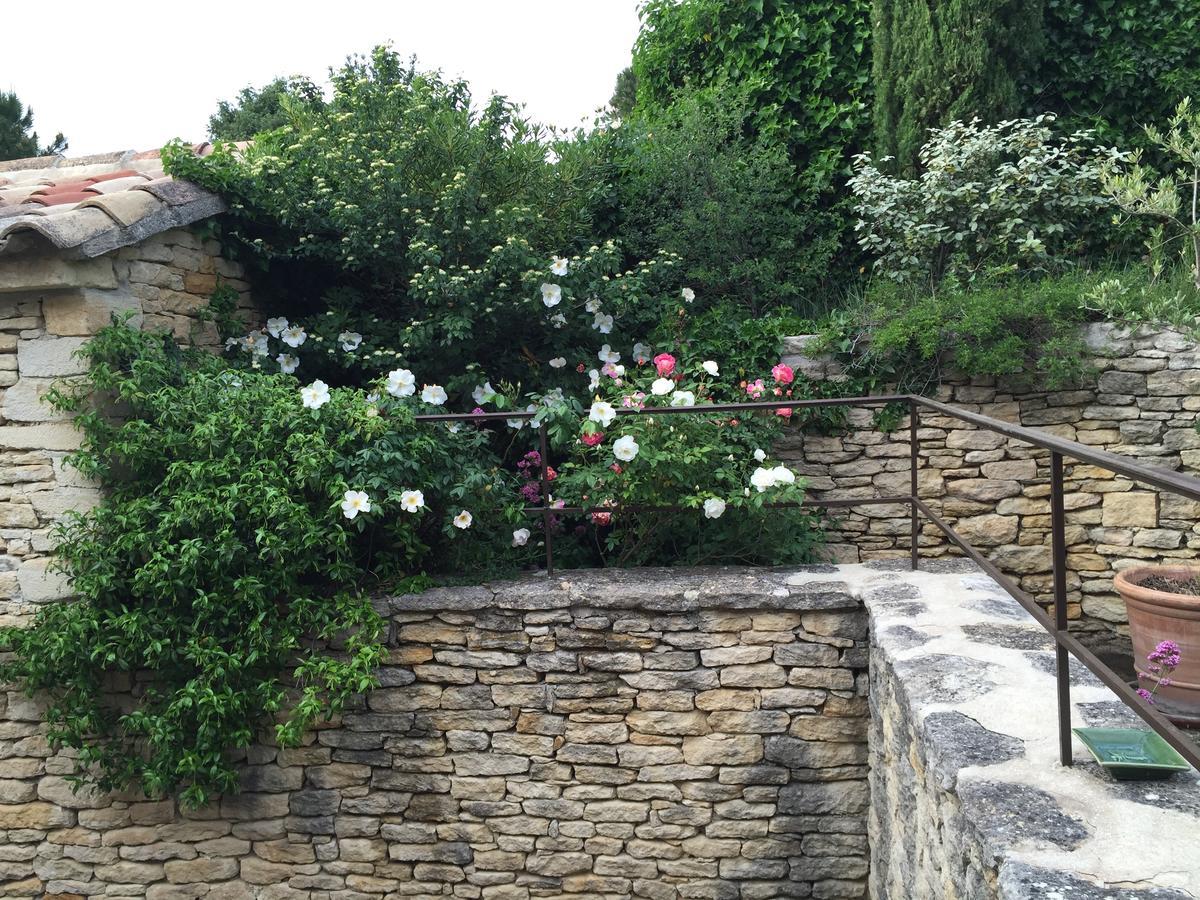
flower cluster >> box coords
[228,315,401,378]
[1136,640,1182,705]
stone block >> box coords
[16,337,89,377]
[2,377,73,423]
[954,514,1019,547]
[16,556,72,602]
[0,257,117,293]
[42,289,142,336]
[1101,491,1157,528]
[682,734,764,765]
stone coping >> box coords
[847,559,1200,898]
[385,565,856,613]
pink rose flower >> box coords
[581,431,604,447]
[653,353,676,377]
[746,378,765,399]
[772,363,795,385]
[775,408,793,419]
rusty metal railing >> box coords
[415,394,1200,771]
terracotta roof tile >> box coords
[0,146,225,258]
[90,169,142,183]
[26,191,96,207]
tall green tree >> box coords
[609,67,638,120]
[0,91,66,161]
[628,0,873,291]
[871,0,1044,174]
[208,78,301,141]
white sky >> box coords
[3,0,643,156]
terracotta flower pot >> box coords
[1114,565,1200,726]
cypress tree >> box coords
[872,0,1044,173]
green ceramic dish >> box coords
[1072,727,1192,780]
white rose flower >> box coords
[750,466,777,492]
[338,331,363,352]
[341,490,371,520]
[670,390,696,407]
[588,369,601,391]
[300,380,331,409]
[589,400,617,427]
[550,312,567,329]
[512,527,531,547]
[241,330,269,356]
[281,325,308,348]
[585,297,602,314]
[276,353,299,374]
[681,287,696,303]
[651,378,674,396]
[702,360,719,376]
[753,448,767,462]
[453,510,473,529]
[613,435,640,462]
[509,404,537,430]
[400,489,426,513]
[598,344,621,364]
[633,342,651,364]
[593,312,614,334]
[472,382,496,404]
[550,256,570,276]
[771,465,796,486]
[549,357,567,368]
[703,497,726,519]
[541,283,562,307]
[386,368,416,397]
[266,316,289,338]
[421,384,448,405]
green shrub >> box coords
[549,351,824,568]
[1030,0,1200,156]
[166,47,653,394]
[1102,98,1200,289]
[1081,267,1200,334]
[613,84,838,316]
[207,77,315,141]
[821,274,1094,392]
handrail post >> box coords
[910,397,920,571]
[539,422,553,575]
[1050,451,1073,766]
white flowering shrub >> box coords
[0,325,523,806]
[164,47,679,394]
[849,115,1118,285]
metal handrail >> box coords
[414,393,1200,771]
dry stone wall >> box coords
[777,324,1200,643]
[0,568,872,900]
[0,227,253,626]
